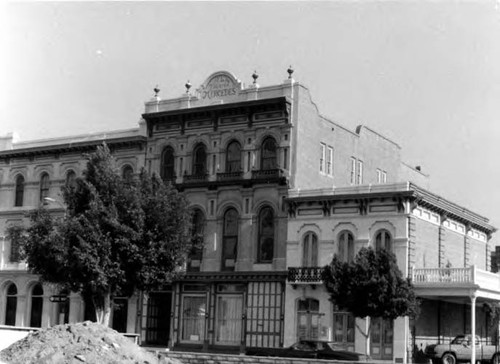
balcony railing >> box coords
[252,168,283,180]
[412,266,500,294]
[183,173,208,183]
[287,267,324,285]
[216,171,243,182]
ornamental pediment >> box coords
[195,71,243,105]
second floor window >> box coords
[320,144,326,173]
[357,160,363,184]
[14,175,24,207]
[327,147,333,176]
[188,209,205,272]
[226,141,241,172]
[338,231,354,263]
[375,229,392,251]
[39,173,50,203]
[302,232,318,267]
[65,170,77,192]
[257,206,275,263]
[350,158,356,184]
[261,137,277,170]
[192,144,207,176]
[122,165,134,182]
[161,147,175,181]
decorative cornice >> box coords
[177,270,288,282]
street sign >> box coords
[49,295,68,303]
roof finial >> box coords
[153,85,160,98]
[185,80,192,94]
[252,70,259,84]
[287,65,294,79]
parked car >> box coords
[425,334,500,364]
[246,339,370,361]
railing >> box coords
[412,267,473,284]
[287,267,324,284]
[412,266,500,293]
[252,168,283,180]
[217,171,243,181]
[183,173,208,183]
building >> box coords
[0,69,497,362]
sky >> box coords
[1,1,500,230]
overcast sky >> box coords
[1,1,500,230]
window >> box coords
[30,283,44,328]
[222,208,238,271]
[65,170,77,192]
[302,232,318,267]
[188,209,205,272]
[375,229,392,251]
[357,160,363,184]
[261,137,277,170]
[192,144,207,176]
[376,169,387,184]
[39,173,50,203]
[333,311,355,351]
[14,175,24,207]
[5,283,17,326]
[9,227,22,263]
[350,158,356,184]
[181,296,206,342]
[382,171,387,183]
[161,147,175,181]
[226,141,241,172]
[257,206,274,263]
[112,298,128,333]
[338,231,354,263]
[122,165,133,182]
[327,147,333,176]
[320,143,326,173]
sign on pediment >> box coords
[196,71,242,104]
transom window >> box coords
[261,137,277,170]
[226,141,241,172]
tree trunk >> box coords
[93,290,112,326]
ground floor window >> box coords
[216,294,243,345]
[371,318,393,360]
[297,298,321,341]
[30,283,44,328]
[5,283,17,326]
[181,295,206,343]
[333,311,355,351]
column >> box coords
[471,293,477,364]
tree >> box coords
[322,247,419,353]
[17,144,193,326]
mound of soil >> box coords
[0,321,180,364]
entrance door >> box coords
[297,298,321,340]
[371,318,393,360]
[333,312,355,351]
[145,292,172,346]
[215,294,243,345]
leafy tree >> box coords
[322,247,419,353]
[16,144,193,326]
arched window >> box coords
[261,137,277,170]
[30,283,44,328]
[338,231,355,263]
[302,232,318,267]
[188,209,205,272]
[375,229,392,251]
[222,208,238,271]
[122,165,134,182]
[39,173,50,203]
[14,175,24,207]
[65,170,77,192]
[226,141,241,173]
[57,289,69,325]
[258,206,274,263]
[112,297,128,333]
[5,283,17,326]
[161,147,176,181]
[297,298,320,340]
[192,144,207,176]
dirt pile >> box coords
[0,321,181,364]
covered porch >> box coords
[411,266,500,363]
